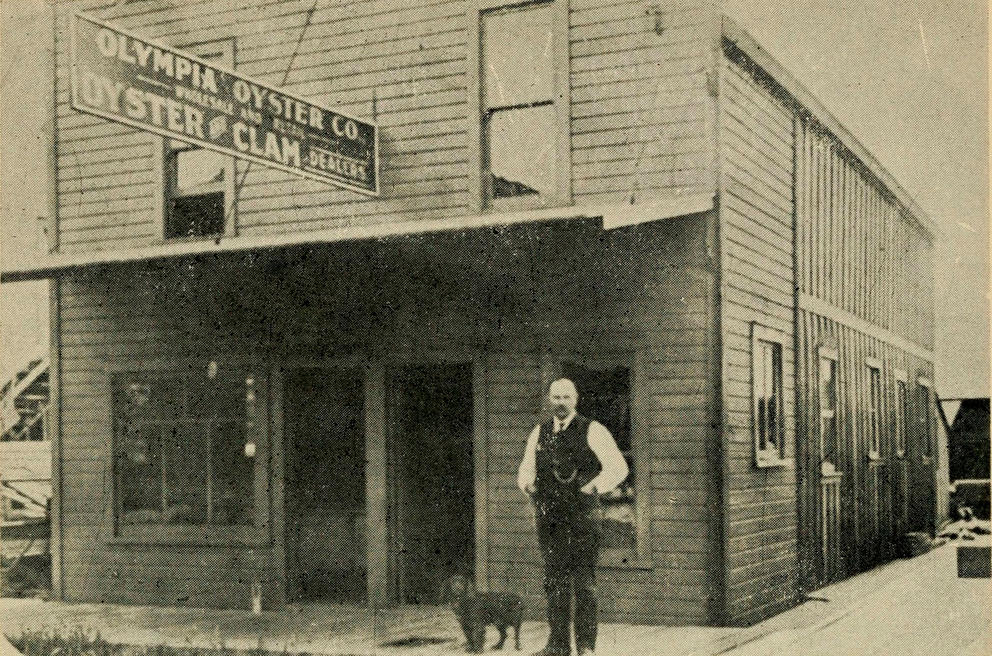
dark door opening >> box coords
[391,363,475,604]
[285,367,366,603]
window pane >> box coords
[482,3,554,107]
[167,192,225,238]
[112,368,255,527]
[211,420,253,525]
[173,147,226,194]
[487,105,557,198]
[163,423,208,524]
[116,422,163,524]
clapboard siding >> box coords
[52,0,717,252]
[719,49,797,626]
[55,215,718,623]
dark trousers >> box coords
[535,493,601,654]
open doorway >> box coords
[284,367,366,603]
[390,363,475,604]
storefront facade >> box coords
[3,0,939,627]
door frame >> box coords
[273,355,375,605]
[273,352,488,608]
[383,353,487,603]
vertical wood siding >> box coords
[52,0,717,252]
[719,51,797,626]
[720,41,936,623]
[792,87,937,592]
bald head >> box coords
[548,378,578,419]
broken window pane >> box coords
[487,105,556,199]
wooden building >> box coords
[1,0,941,627]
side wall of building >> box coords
[53,0,718,252]
[718,39,937,624]
[794,115,937,583]
[718,47,797,625]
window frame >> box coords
[154,38,237,243]
[468,0,571,213]
[550,350,651,569]
[104,356,269,546]
[918,376,935,462]
[866,357,883,461]
[817,346,839,474]
[752,324,789,468]
[893,369,908,458]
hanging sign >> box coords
[70,12,379,196]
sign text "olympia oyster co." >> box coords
[70,12,379,195]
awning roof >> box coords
[1,194,714,283]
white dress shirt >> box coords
[517,411,629,494]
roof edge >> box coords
[721,16,942,240]
[0,193,715,283]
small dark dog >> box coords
[443,574,524,652]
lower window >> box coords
[562,361,635,552]
[112,367,258,527]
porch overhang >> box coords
[0,193,714,283]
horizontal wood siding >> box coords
[719,51,797,626]
[56,215,716,624]
[53,0,717,252]
[569,0,715,205]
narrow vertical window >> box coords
[159,40,235,240]
[867,361,882,459]
[919,382,935,460]
[818,348,838,472]
[752,325,786,465]
[894,373,908,457]
[480,3,559,207]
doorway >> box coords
[284,367,366,603]
[390,363,475,604]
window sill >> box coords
[109,524,267,547]
[486,194,565,214]
[755,456,793,469]
[156,233,229,246]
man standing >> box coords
[518,378,629,656]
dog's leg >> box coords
[513,617,522,650]
[471,626,486,653]
[493,626,507,650]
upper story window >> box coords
[752,324,787,466]
[476,1,568,210]
[158,40,235,241]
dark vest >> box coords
[534,414,600,500]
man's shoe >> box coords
[577,649,595,656]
